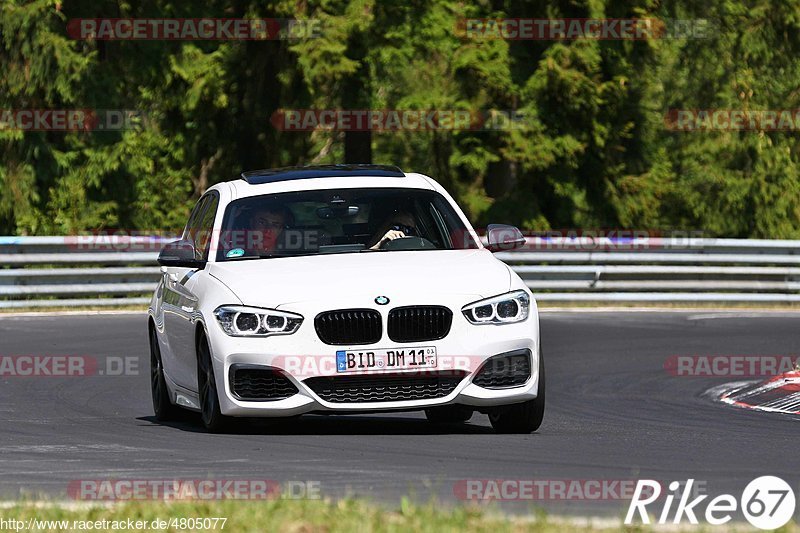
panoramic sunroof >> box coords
[240,164,405,185]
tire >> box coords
[488,349,545,434]
[150,326,182,421]
[197,334,231,432]
[424,405,474,424]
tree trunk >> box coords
[342,32,372,164]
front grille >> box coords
[472,350,531,389]
[229,366,298,401]
[304,371,467,403]
[388,306,452,342]
[315,309,382,345]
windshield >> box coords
[216,187,479,261]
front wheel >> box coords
[197,334,230,432]
[488,350,545,434]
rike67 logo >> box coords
[625,476,796,529]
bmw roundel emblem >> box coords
[375,296,390,305]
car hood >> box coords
[207,249,511,308]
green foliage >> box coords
[1,0,799,236]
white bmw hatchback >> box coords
[148,165,544,433]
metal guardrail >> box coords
[0,236,167,308]
[0,236,799,308]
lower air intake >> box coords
[229,366,299,401]
[472,349,531,389]
[304,371,467,403]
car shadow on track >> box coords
[137,414,496,435]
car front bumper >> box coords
[205,300,541,417]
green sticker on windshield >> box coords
[226,248,245,258]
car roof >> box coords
[214,165,438,200]
[241,164,405,184]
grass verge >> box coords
[2,498,794,532]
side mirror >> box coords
[485,224,526,252]
[157,239,205,268]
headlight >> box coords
[462,290,530,325]
[214,305,303,337]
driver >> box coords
[369,210,418,250]
[248,204,293,253]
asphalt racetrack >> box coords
[1,311,799,518]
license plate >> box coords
[336,347,437,373]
